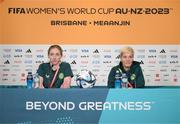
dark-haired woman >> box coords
[37,45,73,88]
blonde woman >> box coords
[108,46,145,88]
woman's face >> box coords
[121,52,134,69]
[48,48,62,65]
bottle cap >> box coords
[28,72,32,75]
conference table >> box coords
[0,86,180,124]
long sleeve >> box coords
[107,67,116,88]
[135,66,145,88]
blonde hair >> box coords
[120,46,134,57]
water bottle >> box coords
[121,73,128,88]
[114,70,122,88]
[33,73,40,88]
[27,72,33,89]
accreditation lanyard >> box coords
[49,66,60,88]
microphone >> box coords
[51,64,55,71]
[51,64,60,71]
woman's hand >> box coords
[39,76,44,89]
[61,76,71,88]
[128,82,133,88]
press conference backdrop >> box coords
[0,45,179,86]
[0,0,180,86]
